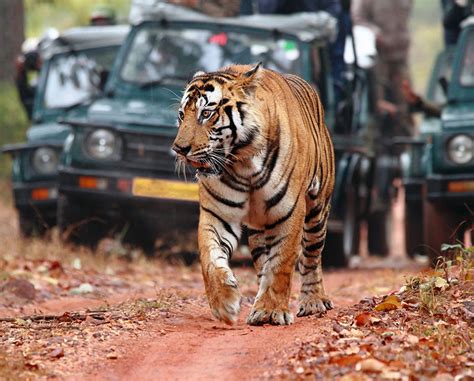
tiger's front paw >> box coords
[204,266,241,325]
[246,308,294,326]
[297,295,333,317]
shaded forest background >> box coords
[0,0,444,178]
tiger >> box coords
[172,63,335,326]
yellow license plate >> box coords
[132,178,199,202]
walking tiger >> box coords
[172,63,335,325]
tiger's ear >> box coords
[243,62,262,79]
[238,62,262,93]
[193,70,205,78]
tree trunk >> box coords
[0,0,25,83]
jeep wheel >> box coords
[18,210,48,238]
[405,199,424,258]
[343,187,360,257]
[122,221,157,256]
[423,199,462,266]
[58,194,107,249]
[367,210,390,257]
[323,232,348,268]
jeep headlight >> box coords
[32,147,59,175]
[85,129,121,160]
[447,134,473,165]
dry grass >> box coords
[403,244,473,315]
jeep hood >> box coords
[442,103,474,129]
[26,122,71,142]
[87,97,177,128]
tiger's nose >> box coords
[172,144,191,156]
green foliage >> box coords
[25,0,131,37]
[410,1,443,93]
[0,82,29,178]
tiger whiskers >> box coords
[175,158,188,182]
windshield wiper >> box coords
[63,95,96,113]
[139,75,189,88]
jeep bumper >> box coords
[426,174,474,203]
[13,181,58,209]
[58,167,199,231]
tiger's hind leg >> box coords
[298,195,333,317]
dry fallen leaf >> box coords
[355,312,372,327]
[340,374,370,381]
[433,277,449,291]
[380,370,403,379]
[295,367,304,374]
[406,334,419,346]
[329,354,363,366]
[374,295,401,312]
[49,347,64,359]
[356,358,386,373]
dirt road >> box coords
[1,265,421,381]
[0,199,428,380]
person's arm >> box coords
[351,0,381,36]
[443,0,469,29]
[200,0,241,17]
[320,0,342,16]
[402,80,442,118]
[257,0,285,14]
[419,100,443,118]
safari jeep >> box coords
[2,26,128,237]
[58,4,381,266]
[401,20,474,262]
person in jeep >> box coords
[442,0,474,45]
[352,0,414,137]
[166,0,241,17]
[90,5,117,26]
[15,47,40,119]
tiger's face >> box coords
[172,64,262,177]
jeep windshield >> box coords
[120,24,303,85]
[43,46,118,109]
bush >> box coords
[25,0,131,37]
[0,82,29,178]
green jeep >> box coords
[2,26,128,237]
[58,5,383,266]
[401,21,474,262]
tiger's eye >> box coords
[202,110,212,119]
[178,110,184,120]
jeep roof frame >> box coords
[40,25,130,60]
[129,2,337,43]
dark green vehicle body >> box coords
[2,26,128,236]
[401,23,474,260]
[59,6,381,266]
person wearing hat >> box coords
[90,5,117,26]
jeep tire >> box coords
[58,194,107,249]
[18,209,48,238]
[323,232,348,268]
[423,199,462,266]
[367,210,390,257]
[404,199,424,258]
[343,186,361,258]
[122,221,157,256]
